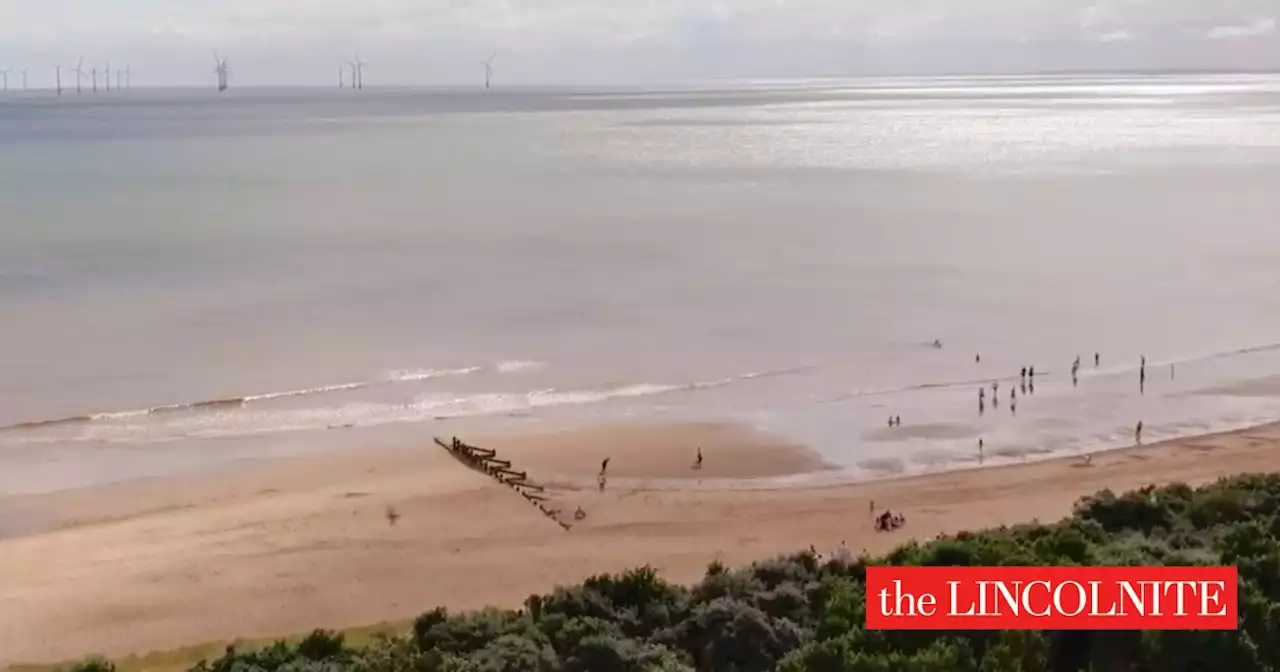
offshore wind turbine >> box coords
[213,52,229,92]
[116,68,122,91]
[338,65,344,88]
[20,69,27,90]
[91,65,98,93]
[482,53,496,89]
[352,53,366,90]
[73,57,85,94]
[104,61,111,91]
[125,64,132,89]
[55,64,63,95]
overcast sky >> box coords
[0,0,1277,86]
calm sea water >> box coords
[4,74,1280,495]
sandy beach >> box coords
[3,419,1280,666]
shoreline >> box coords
[4,419,1280,665]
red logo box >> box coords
[866,566,1238,630]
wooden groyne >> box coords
[434,436,578,530]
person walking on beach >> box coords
[1135,420,1144,445]
[600,457,611,476]
[1140,367,1146,394]
[1095,352,1100,367]
[975,353,981,364]
[695,447,704,470]
[978,438,985,464]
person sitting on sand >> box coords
[933,339,943,349]
[574,506,587,521]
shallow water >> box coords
[4,74,1280,495]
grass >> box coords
[7,620,409,672]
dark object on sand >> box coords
[875,510,906,532]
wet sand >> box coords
[3,420,1280,665]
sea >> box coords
[4,73,1280,496]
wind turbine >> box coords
[91,65,98,93]
[20,69,27,90]
[213,52,229,92]
[482,53,496,90]
[0,68,8,93]
[116,68,122,91]
[55,64,63,95]
[353,53,366,90]
[73,57,85,94]
[104,61,111,91]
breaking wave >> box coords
[0,361,541,433]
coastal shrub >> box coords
[65,656,116,672]
[60,473,1280,672]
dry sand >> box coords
[3,420,1280,666]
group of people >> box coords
[972,351,1159,463]
[874,508,906,532]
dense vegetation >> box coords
[68,473,1280,672]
